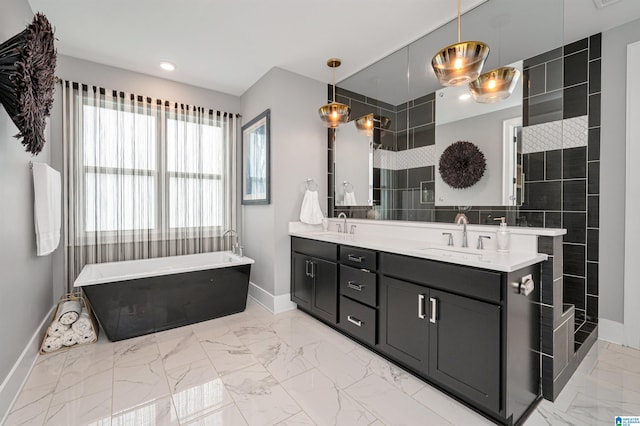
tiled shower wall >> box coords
[329,34,601,358]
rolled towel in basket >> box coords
[71,309,92,334]
[74,329,97,344]
[47,321,70,338]
[58,300,82,325]
[61,330,77,346]
[42,336,63,353]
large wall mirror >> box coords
[331,0,564,221]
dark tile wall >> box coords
[521,35,601,351]
[329,35,601,356]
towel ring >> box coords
[343,181,354,192]
[306,178,318,191]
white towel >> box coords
[58,300,82,325]
[47,321,70,338]
[74,329,97,344]
[32,162,61,256]
[42,336,63,353]
[71,310,92,334]
[61,330,77,346]
[344,191,358,205]
[300,189,324,225]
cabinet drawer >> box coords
[380,253,502,303]
[340,245,377,270]
[292,237,338,261]
[340,265,377,307]
[339,296,376,346]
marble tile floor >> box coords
[4,299,640,426]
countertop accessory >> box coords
[495,216,510,252]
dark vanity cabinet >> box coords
[291,237,338,323]
[291,236,541,425]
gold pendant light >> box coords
[355,113,391,137]
[318,58,350,128]
[469,66,521,103]
[431,0,489,87]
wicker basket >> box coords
[39,291,99,355]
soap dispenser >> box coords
[494,217,510,252]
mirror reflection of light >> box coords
[173,378,227,422]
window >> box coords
[82,101,224,235]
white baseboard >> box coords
[598,318,625,345]
[0,305,55,424]
[248,282,297,314]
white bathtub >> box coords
[74,251,254,287]
[74,251,255,341]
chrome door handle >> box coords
[347,315,363,327]
[430,297,437,323]
[418,294,426,319]
[305,260,310,277]
[309,261,316,279]
[347,254,364,263]
[347,281,364,291]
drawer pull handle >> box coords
[347,315,363,327]
[305,260,310,277]
[347,254,364,263]
[347,281,364,291]
[430,297,437,324]
[418,294,426,319]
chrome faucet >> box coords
[337,212,347,234]
[223,229,242,256]
[454,213,469,248]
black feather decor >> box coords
[0,13,57,155]
[439,141,486,189]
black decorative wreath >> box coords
[439,141,486,189]
[0,13,57,155]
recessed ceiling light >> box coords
[160,61,175,71]
[458,93,471,101]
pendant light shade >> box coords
[355,113,391,136]
[469,66,521,103]
[431,0,489,87]
[319,58,350,128]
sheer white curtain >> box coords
[61,81,237,291]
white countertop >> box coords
[289,228,548,273]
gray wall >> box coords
[0,0,54,392]
[600,18,640,323]
[241,67,326,298]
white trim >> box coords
[598,318,625,345]
[0,305,55,424]
[624,41,640,349]
[247,282,296,314]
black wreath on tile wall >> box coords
[438,141,486,189]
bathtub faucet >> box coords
[223,229,242,256]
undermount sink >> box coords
[419,246,488,261]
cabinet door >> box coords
[291,252,312,311]
[429,289,501,413]
[311,257,338,323]
[379,276,429,373]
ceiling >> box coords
[23,0,640,98]
[25,0,487,96]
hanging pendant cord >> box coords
[457,0,461,43]
[332,66,336,103]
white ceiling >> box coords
[23,0,640,98]
[25,0,487,96]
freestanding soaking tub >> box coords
[74,251,254,341]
